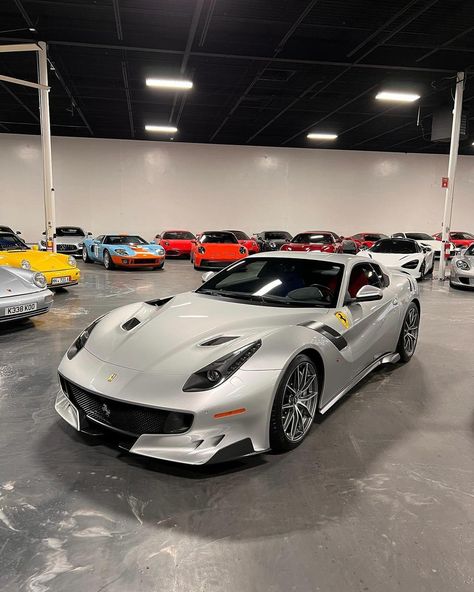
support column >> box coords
[439,71,464,281]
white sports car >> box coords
[358,237,434,280]
[55,253,420,465]
[391,232,455,258]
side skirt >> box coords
[319,352,400,415]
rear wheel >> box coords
[103,250,114,270]
[82,246,92,263]
[270,354,319,452]
[396,303,420,363]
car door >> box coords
[337,261,401,375]
[93,235,105,260]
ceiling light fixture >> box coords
[145,125,178,134]
[307,133,338,140]
[146,78,193,90]
[375,91,420,102]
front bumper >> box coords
[55,348,278,465]
[0,289,53,322]
[111,255,165,267]
[450,267,474,288]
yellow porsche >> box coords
[0,231,80,288]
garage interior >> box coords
[1,1,474,591]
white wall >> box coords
[1,133,473,243]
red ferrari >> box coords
[223,230,260,254]
[349,232,388,249]
[191,230,248,270]
[280,231,355,253]
[433,231,474,251]
[156,230,196,258]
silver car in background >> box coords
[450,243,474,289]
[55,253,420,465]
[40,226,91,256]
[0,266,53,322]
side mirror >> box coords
[87,232,92,236]
[201,271,216,283]
[16,231,21,235]
[42,231,46,235]
[355,285,383,302]
[31,244,39,251]
[422,246,431,253]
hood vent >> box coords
[200,335,239,346]
[146,296,174,307]
[122,317,141,331]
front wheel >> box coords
[396,302,420,363]
[82,246,92,263]
[270,354,320,452]
[103,250,114,270]
[154,263,164,270]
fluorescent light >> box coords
[146,78,193,90]
[307,133,338,140]
[145,125,178,134]
[375,91,420,102]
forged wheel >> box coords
[103,250,114,270]
[397,303,420,362]
[270,354,319,452]
[82,246,91,263]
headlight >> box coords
[402,259,419,269]
[156,247,165,255]
[456,260,470,270]
[269,242,276,249]
[239,246,246,254]
[183,340,262,392]
[33,272,47,288]
[78,242,84,248]
[67,256,77,267]
[114,249,129,256]
[67,316,104,360]
[21,259,31,270]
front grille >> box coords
[201,259,232,268]
[60,376,193,437]
[57,243,78,252]
[131,258,156,264]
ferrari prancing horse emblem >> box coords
[335,311,350,330]
[106,373,117,382]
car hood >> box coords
[361,252,421,266]
[0,250,71,271]
[56,235,84,244]
[84,291,332,373]
[0,266,40,296]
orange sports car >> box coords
[191,231,248,270]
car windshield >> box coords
[162,231,195,240]
[265,232,291,240]
[293,233,334,244]
[451,232,474,240]
[56,227,85,237]
[200,232,238,244]
[406,233,432,240]
[0,226,14,233]
[364,233,387,241]
[371,239,417,254]
[0,232,29,251]
[224,230,249,240]
[197,257,344,307]
[465,244,474,256]
[106,235,147,245]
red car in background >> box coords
[156,230,196,258]
[191,231,248,270]
[349,232,389,249]
[223,230,259,254]
[433,231,474,251]
[280,231,357,254]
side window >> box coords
[370,263,390,288]
[347,263,382,298]
[353,234,363,240]
[95,235,104,243]
[392,233,403,238]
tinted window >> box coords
[264,232,292,240]
[392,233,404,238]
[370,263,390,288]
[224,230,249,240]
[198,257,344,307]
[200,232,238,244]
[0,226,14,233]
[365,233,387,241]
[465,244,474,256]
[105,235,147,245]
[292,233,334,244]
[451,232,474,240]
[371,239,418,254]
[162,231,195,240]
[0,233,28,251]
[348,263,382,298]
[56,227,85,237]
[406,233,433,240]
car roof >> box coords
[248,251,359,265]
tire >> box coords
[103,250,114,270]
[418,261,426,280]
[396,302,420,363]
[82,246,92,263]
[270,354,320,453]
[154,263,164,270]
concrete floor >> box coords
[0,259,473,592]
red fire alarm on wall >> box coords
[441,177,449,188]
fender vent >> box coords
[122,317,140,331]
[200,335,239,346]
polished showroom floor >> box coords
[0,259,473,592]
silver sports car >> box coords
[450,243,474,288]
[55,253,420,465]
[0,266,53,322]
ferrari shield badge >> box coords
[335,311,350,329]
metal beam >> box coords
[0,73,49,90]
[13,0,35,28]
[416,25,474,62]
[199,0,217,47]
[0,43,39,53]
[112,0,123,41]
[121,60,134,138]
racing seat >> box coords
[347,266,369,299]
